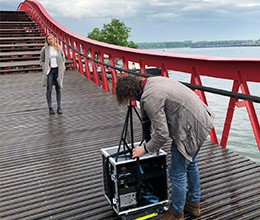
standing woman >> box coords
[40,34,65,115]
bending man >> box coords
[116,76,214,220]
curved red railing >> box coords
[18,0,260,151]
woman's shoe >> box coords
[57,107,62,114]
[49,108,55,115]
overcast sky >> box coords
[1,0,260,43]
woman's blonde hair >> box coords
[45,34,59,50]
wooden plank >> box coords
[0,67,42,74]
[0,57,40,62]
[0,33,43,37]
[0,21,37,24]
[0,26,38,29]
[0,51,41,56]
[0,60,40,68]
[0,43,44,48]
[0,36,45,40]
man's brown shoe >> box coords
[160,207,184,220]
[184,200,201,217]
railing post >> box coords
[65,35,72,60]
[220,80,240,147]
[161,63,169,77]
[90,50,100,86]
[76,41,84,74]
[139,59,146,74]
[236,71,260,151]
[123,56,129,71]
[99,51,110,92]
[83,47,91,80]
[191,67,219,145]
[109,55,118,95]
[71,39,77,69]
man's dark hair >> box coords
[116,76,143,105]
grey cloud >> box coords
[2,0,259,42]
[144,0,260,22]
[40,0,141,19]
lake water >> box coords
[148,47,260,163]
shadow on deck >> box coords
[0,71,259,220]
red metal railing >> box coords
[18,0,260,151]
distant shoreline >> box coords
[137,40,260,49]
[191,44,260,48]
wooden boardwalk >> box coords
[0,71,260,220]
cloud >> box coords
[145,0,260,21]
[2,0,260,20]
[1,0,259,41]
[39,0,141,19]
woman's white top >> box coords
[49,46,58,68]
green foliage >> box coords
[88,19,138,48]
[87,28,102,42]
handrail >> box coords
[13,5,259,104]
[18,0,260,151]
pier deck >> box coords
[0,71,259,220]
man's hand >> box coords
[132,146,145,158]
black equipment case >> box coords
[101,144,168,216]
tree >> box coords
[87,19,138,48]
[87,28,103,42]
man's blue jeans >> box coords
[169,141,201,212]
[46,68,61,109]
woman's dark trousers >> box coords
[46,67,61,109]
